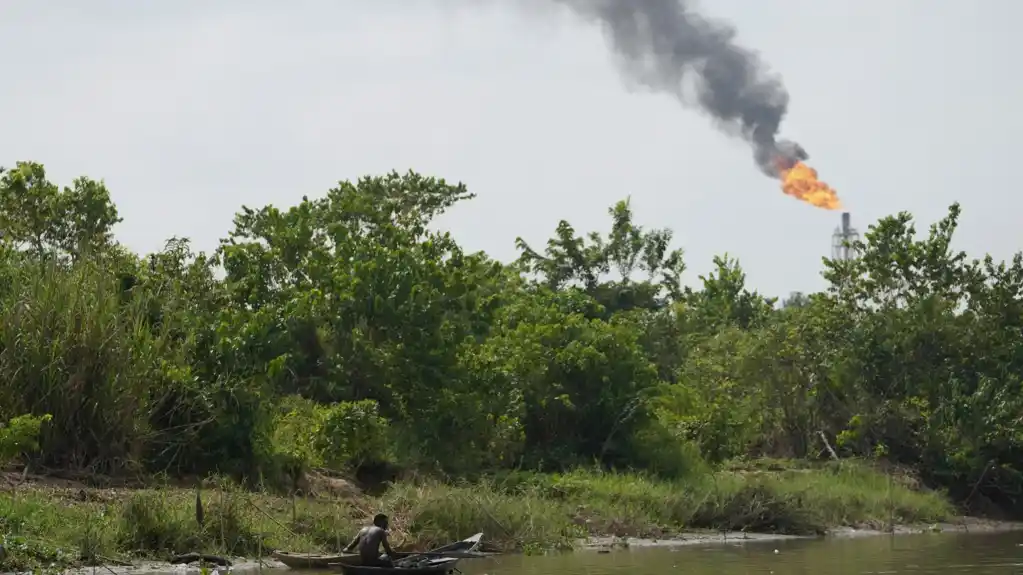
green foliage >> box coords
[318,399,392,471]
[0,414,51,466]
[272,395,328,470]
[0,161,120,260]
[271,395,393,473]
[463,287,661,469]
[0,159,1019,518]
[516,197,685,310]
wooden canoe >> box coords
[272,551,358,569]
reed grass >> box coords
[0,258,168,474]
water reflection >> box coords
[453,532,1022,574]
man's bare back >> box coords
[355,526,387,561]
[344,514,394,567]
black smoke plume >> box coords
[552,0,806,176]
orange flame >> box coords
[778,161,841,210]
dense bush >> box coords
[0,160,1020,517]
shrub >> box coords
[271,396,392,477]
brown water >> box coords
[450,533,1023,574]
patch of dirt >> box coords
[296,471,362,498]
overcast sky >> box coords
[1,1,1018,297]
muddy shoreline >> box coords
[578,516,1023,550]
[37,518,1022,575]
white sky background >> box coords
[1,0,1018,297]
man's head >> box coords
[373,513,389,529]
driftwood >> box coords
[169,553,233,566]
[817,431,840,460]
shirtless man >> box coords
[344,513,395,567]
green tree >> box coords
[516,198,686,312]
[216,171,509,470]
[467,288,661,469]
[821,203,1023,513]
[0,162,121,260]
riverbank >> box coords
[0,461,958,571]
[579,516,1023,550]
[43,520,1023,575]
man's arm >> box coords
[381,531,395,556]
[343,528,364,552]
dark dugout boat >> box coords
[332,556,462,575]
[273,532,485,571]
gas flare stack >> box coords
[831,212,860,261]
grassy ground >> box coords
[0,460,953,572]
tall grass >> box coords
[485,462,952,538]
[0,257,169,472]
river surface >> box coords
[447,532,1023,574]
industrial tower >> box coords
[831,212,860,261]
